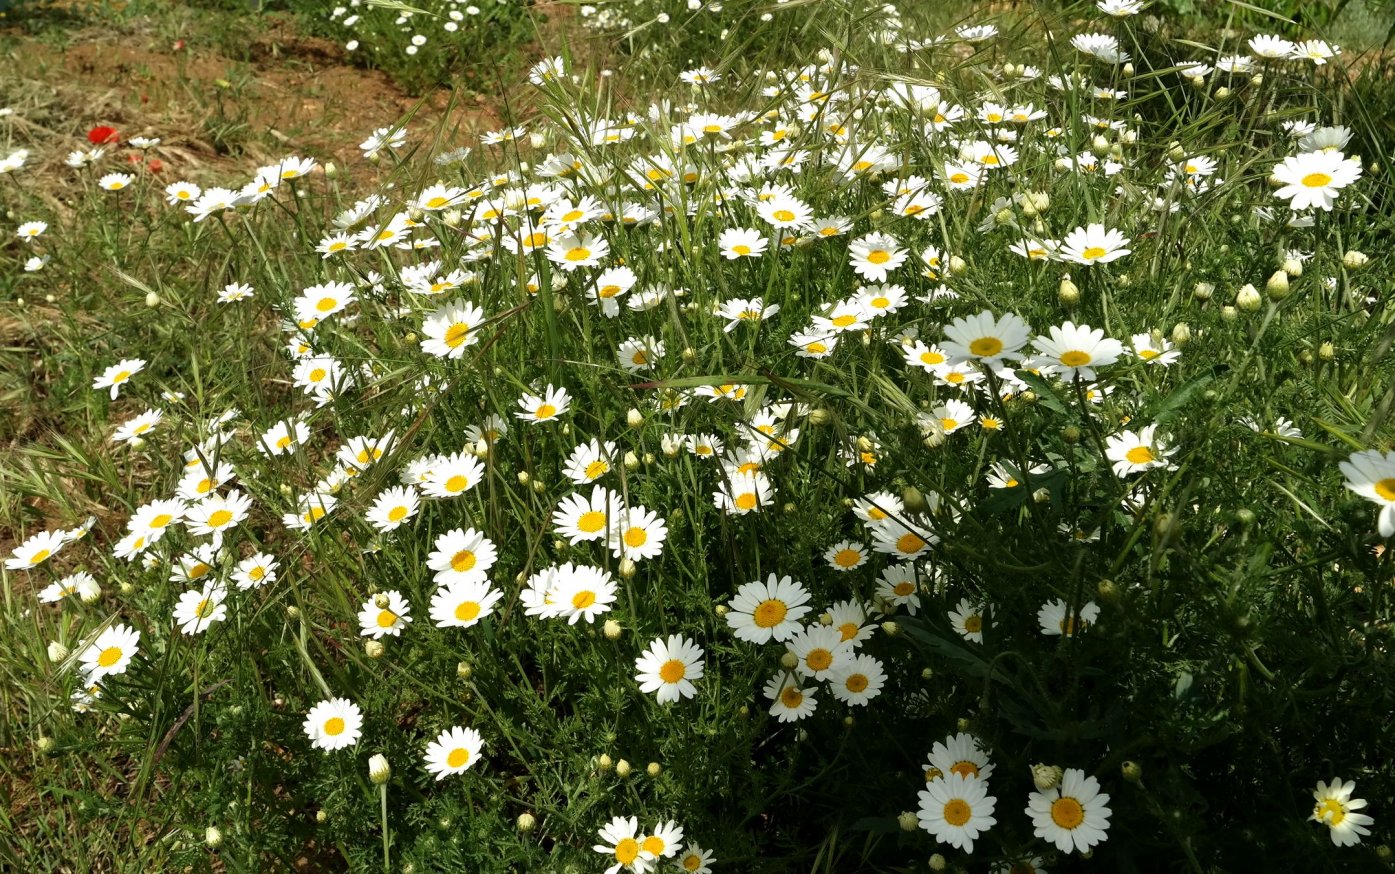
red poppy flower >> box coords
[147,159,164,174]
[88,126,120,145]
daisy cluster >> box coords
[5,0,1390,868]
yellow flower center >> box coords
[735,493,758,511]
[451,550,477,573]
[773,209,796,222]
[893,581,916,597]
[97,646,123,668]
[951,761,979,778]
[614,838,640,865]
[249,566,266,581]
[780,686,804,708]
[838,622,860,641]
[969,337,1003,357]
[31,549,51,564]
[1374,478,1395,502]
[376,610,398,628]
[832,314,858,328]
[447,747,470,768]
[943,799,972,827]
[642,836,666,856]
[195,598,215,619]
[684,855,702,872]
[1050,796,1085,829]
[316,297,339,313]
[753,599,788,628]
[445,323,471,348]
[659,659,686,683]
[964,615,983,634]
[323,717,345,736]
[1081,246,1107,260]
[866,250,891,264]
[577,510,606,533]
[534,403,557,420]
[565,247,591,261]
[426,196,449,208]
[1125,446,1155,464]
[896,533,926,554]
[833,548,862,568]
[623,527,647,548]
[455,601,481,622]
[845,673,869,693]
[444,474,469,493]
[571,590,596,610]
[276,435,293,450]
[150,514,173,529]
[206,509,233,528]
[732,244,752,256]
[1315,798,1347,826]
[1060,350,1092,367]
[388,506,409,522]
[805,648,832,671]
[1301,172,1332,188]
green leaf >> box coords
[1012,369,1070,415]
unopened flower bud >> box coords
[442,209,461,227]
[882,621,900,637]
[623,451,640,470]
[780,652,800,669]
[598,754,614,771]
[603,619,622,639]
[897,811,918,831]
[1221,305,1238,321]
[316,809,329,823]
[1058,275,1080,305]
[1282,258,1302,277]
[37,736,55,754]
[928,854,947,871]
[1193,281,1214,301]
[1171,323,1191,345]
[1215,86,1231,99]
[364,640,385,659]
[374,593,389,609]
[902,486,928,513]
[615,759,632,778]
[1122,62,1135,77]
[948,255,967,275]
[1122,760,1143,784]
[205,826,223,849]
[323,162,338,178]
[457,661,473,680]
[1318,341,1335,361]
[1265,270,1290,300]
[627,408,644,427]
[1062,425,1082,444]
[618,558,637,579]
[809,408,832,425]
[646,762,661,777]
[1343,250,1369,269]
[369,754,391,784]
[1236,284,1262,311]
[517,812,537,832]
[48,641,70,662]
[145,292,160,308]
[681,347,696,363]
[1031,763,1063,790]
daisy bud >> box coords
[603,619,622,639]
[1097,578,1120,604]
[456,661,473,679]
[1299,349,1315,366]
[643,452,655,465]
[368,754,391,785]
[1053,157,1071,173]
[145,291,160,308]
[948,255,967,275]
[373,593,390,609]
[516,812,537,833]
[473,440,490,459]
[598,754,613,771]
[618,558,637,578]
[1221,305,1238,321]
[715,604,728,616]
[1122,129,1138,145]
[615,759,632,778]
[1265,270,1290,300]
[780,652,800,669]
[324,162,338,178]
[365,640,384,659]
[1171,323,1191,345]
[47,641,69,662]
[205,826,223,849]
[920,667,933,679]
[1215,86,1231,100]
[407,207,425,223]
[285,605,301,619]
[1122,62,1135,77]
[442,209,461,227]
[623,451,640,470]
[1032,488,1050,504]
[45,294,56,303]
[516,471,530,485]
[1193,281,1214,301]
[681,347,696,363]
[1282,258,1303,277]
[316,809,329,823]
[994,206,1014,226]
[1091,134,1109,157]
[1109,144,1124,160]
[901,486,928,513]
[129,436,147,451]
[1235,284,1262,311]
[646,762,661,777]
[897,811,918,832]
[1122,760,1143,784]
[882,621,900,637]
[843,715,855,727]
[1031,763,1063,791]
[1318,341,1336,362]
[1167,143,1186,161]
[1058,275,1080,305]
[1062,425,1081,444]
[1343,250,1369,269]
[1249,74,1263,87]
[626,407,644,427]
[738,705,750,718]
[782,502,797,514]
[928,854,947,871]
